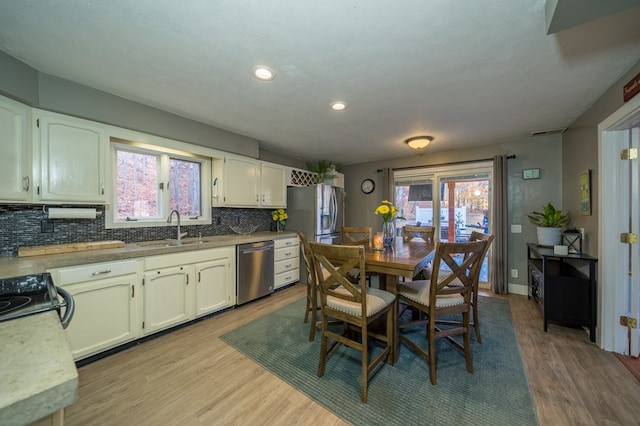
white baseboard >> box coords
[508,283,528,296]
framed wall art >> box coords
[579,169,591,216]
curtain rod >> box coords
[376,155,516,173]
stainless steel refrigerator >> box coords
[286,184,344,282]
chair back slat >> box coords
[309,242,367,309]
[430,240,488,298]
[342,226,372,247]
[402,226,435,243]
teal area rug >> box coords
[221,296,538,426]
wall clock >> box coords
[361,179,375,194]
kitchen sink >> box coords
[136,238,213,247]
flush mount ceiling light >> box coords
[404,136,434,150]
[252,66,275,81]
[330,101,347,111]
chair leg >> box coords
[317,316,328,378]
[472,292,482,343]
[308,287,318,342]
[464,311,473,374]
[304,285,311,324]
[361,325,368,403]
[428,319,437,385]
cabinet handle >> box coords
[186,274,189,285]
[131,285,135,298]
[91,269,112,276]
[101,182,104,195]
[22,176,30,191]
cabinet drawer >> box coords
[145,247,232,270]
[275,257,298,275]
[57,259,138,285]
[275,237,298,249]
[275,245,299,261]
[275,269,300,288]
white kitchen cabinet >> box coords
[0,95,31,202]
[224,154,260,206]
[143,265,195,335]
[274,236,300,289]
[260,162,287,208]
[35,110,107,203]
[195,247,236,316]
[52,259,141,360]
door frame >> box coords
[599,93,640,354]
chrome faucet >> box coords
[167,209,188,243]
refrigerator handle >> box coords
[330,188,338,231]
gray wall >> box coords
[342,134,563,294]
[562,58,640,255]
[0,50,265,159]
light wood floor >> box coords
[45,284,640,426]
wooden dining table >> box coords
[362,237,436,362]
[364,238,436,293]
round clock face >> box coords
[361,179,375,194]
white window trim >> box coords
[105,133,212,229]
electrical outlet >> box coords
[214,216,221,225]
[41,219,54,233]
[511,269,518,278]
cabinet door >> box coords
[143,266,194,334]
[260,162,286,208]
[37,111,106,203]
[0,96,31,202]
[62,275,139,360]
[224,155,259,206]
[196,256,234,316]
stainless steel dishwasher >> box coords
[236,240,275,305]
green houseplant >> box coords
[527,203,569,246]
[306,160,340,184]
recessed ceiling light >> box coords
[252,66,275,81]
[330,101,347,111]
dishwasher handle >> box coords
[239,246,273,254]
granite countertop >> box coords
[0,311,78,426]
[0,231,297,279]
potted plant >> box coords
[306,160,340,184]
[527,203,569,246]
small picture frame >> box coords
[579,169,591,216]
[522,168,540,180]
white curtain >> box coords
[491,155,509,294]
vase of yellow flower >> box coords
[374,200,405,249]
[272,208,288,232]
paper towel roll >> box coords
[48,208,97,219]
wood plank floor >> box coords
[45,284,640,426]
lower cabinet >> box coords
[143,265,195,335]
[143,247,235,334]
[52,259,141,360]
[274,236,300,289]
[195,247,236,316]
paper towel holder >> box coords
[43,205,103,219]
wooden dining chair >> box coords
[440,231,494,343]
[402,226,435,243]
[341,226,376,286]
[309,241,397,403]
[297,231,321,341]
[402,226,436,280]
[397,240,488,385]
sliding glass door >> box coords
[394,162,492,283]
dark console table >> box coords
[527,243,598,342]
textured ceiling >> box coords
[1,0,639,165]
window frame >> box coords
[106,137,211,229]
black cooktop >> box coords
[0,273,62,322]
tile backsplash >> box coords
[0,205,276,256]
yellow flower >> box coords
[374,201,405,222]
[272,209,288,225]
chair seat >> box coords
[327,287,396,317]
[397,280,465,308]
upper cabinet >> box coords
[35,110,107,203]
[221,155,287,208]
[224,154,260,207]
[260,162,286,208]
[0,96,32,202]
